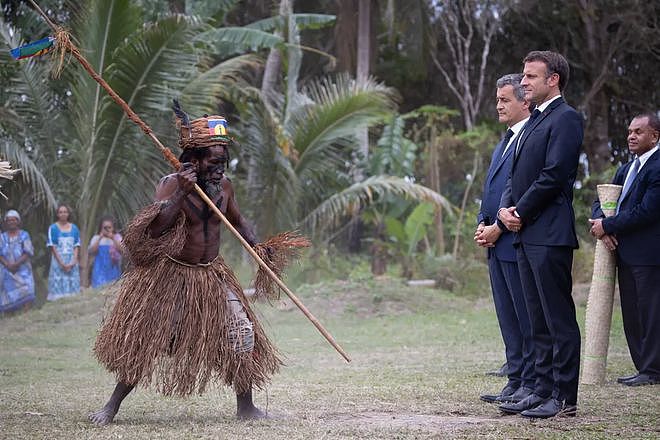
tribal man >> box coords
[89,101,304,425]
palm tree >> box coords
[2,0,264,283]
[199,1,399,237]
[212,1,452,246]
[0,14,59,216]
[238,73,401,237]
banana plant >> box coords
[384,201,436,278]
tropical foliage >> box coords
[0,0,656,289]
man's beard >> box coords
[198,176,222,199]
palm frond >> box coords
[301,175,454,235]
[238,102,299,236]
[68,0,143,222]
[180,54,262,116]
[79,14,208,240]
[291,75,398,192]
[0,107,22,133]
[0,16,60,159]
[247,14,336,32]
[370,114,418,177]
[190,0,240,21]
[283,8,302,129]
[196,27,284,54]
[0,138,57,209]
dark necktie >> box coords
[515,109,542,157]
[529,108,541,121]
[616,158,641,214]
[500,128,515,157]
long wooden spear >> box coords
[25,0,350,362]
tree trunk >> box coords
[435,205,445,255]
[370,224,387,275]
[356,0,371,169]
[168,0,185,14]
[260,49,282,109]
[582,89,611,175]
[427,123,445,254]
[357,0,370,84]
[249,1,287,215]
[260,0,287,107]
[453,151,480,259]
[79,227,91,288]
[347,0,372,251]
[334,0,358,73]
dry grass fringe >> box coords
[253,232,311,301]
[122,203,187,267]
[94,204,281,396]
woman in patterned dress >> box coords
[0,210,36,313]
[47,204,81,300]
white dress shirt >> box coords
[502,117,530,156]
[623,145,659,187]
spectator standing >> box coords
[0,210,36,313]
[590,112,660,387]
[47,204,81,300]
[88,216,123,289]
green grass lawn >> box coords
[1,275,658,439]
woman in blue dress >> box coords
[0,210,36,313]
[47,204,81,300]
[88,216,123,288]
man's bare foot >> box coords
[88,406,117,426]
[237,404,268,420]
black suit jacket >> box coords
[592,148,660,265]
[500,97,583,248]
[478,134,517,262]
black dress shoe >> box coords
[623,373,660,386]
[617,373,639,384]
[520,398,577,418]
[486,362,508,377]
[499,393,547,415]
[500,386,534,403]
[480,383,518,403]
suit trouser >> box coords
[516,243,580,404]
[488,256,535,388]
[617,261,660,376]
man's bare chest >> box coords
[182,186,227,224]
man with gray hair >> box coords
[474,73,534,404]
[498,51,583,418]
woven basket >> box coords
[581,184,622,385]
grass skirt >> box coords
[93,203,281,396]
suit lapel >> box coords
[513,97,565,167]
[485,139,506,186]
[621,149,660,204]
[614,161,631,186]
[489,138,515,184]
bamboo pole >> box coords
[581,183,622,384]
[28,0,350,362]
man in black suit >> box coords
[590,112,660,387]
[475,74,535,405]
[497,51,583,418]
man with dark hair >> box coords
[498,51,583,418]
[590,112,660,387]
[89,104,303,426]
[475,73,535,405]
